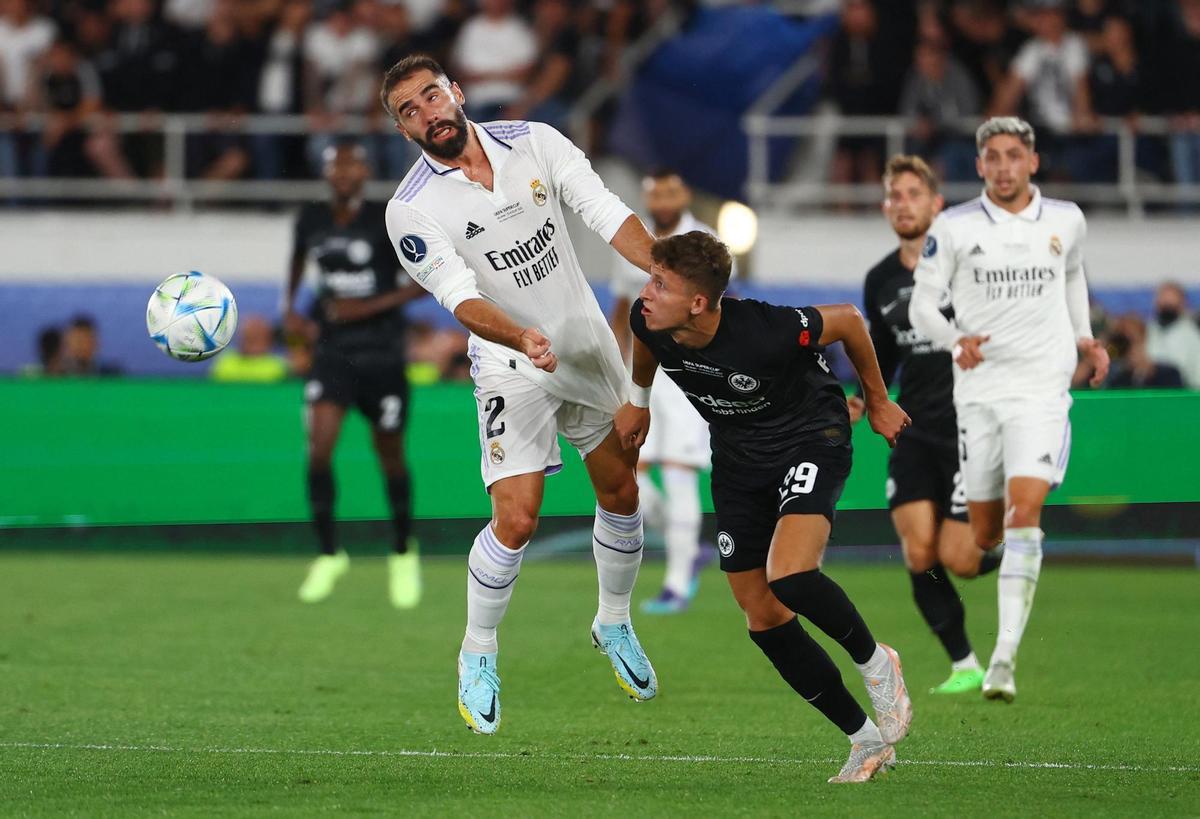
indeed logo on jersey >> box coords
[683,390,769,415]
[973,265,1056,301]
[485,217,561,289]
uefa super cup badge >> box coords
[530,178,548,206]
[490,441,506,464]
[1049,235,1063,256]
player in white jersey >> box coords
[610,170,713,615]
[380,55,659,734]
[909,117,1109,702]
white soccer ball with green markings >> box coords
[146,271,238,362]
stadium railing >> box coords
[0,112,1196,214]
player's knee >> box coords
[308,450,334,472]
[973,526,1003,550]
[598,475,640,517]
[943,548,981,578]
[1005,501,1042,529]
[901,537,938,572]
[493,507,539,546]
[740,595,793,632]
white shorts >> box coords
[641,370,710,469]
[956,392,1073,502]
[470,344,614,489]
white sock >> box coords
[991,526,1044,667]
[848,717,883,745]
[952,651,981,672]
[855,643,889,679]
[636,471,665,531]
[593,504,644,625]
[462,524,526,654]
[661,466,701,597]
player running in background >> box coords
[285,142,428,609]
[381,55,659,734]
[610,170,715,615]
[619,232,913,783]
[910,117,1109,702]
[852,155,1001,695]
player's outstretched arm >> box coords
[816,304,911,447]
[614,333,656,450]
[609,214,655,274]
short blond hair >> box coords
[975,116,1036,154]
[883,154,939,194]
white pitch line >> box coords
[1,742,1196,774]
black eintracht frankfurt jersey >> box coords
[294,201,405,352]
[863,250,956,443]
[630,298,850,473]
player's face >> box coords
[638,263,705,332]
[324,149,369,200]
[977,135,1039,204]
[389,70,470,160]
[644,175,690,233]
[882,171,942,240]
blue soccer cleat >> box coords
[640,588,690,615]
[457,651,501,734]
[590,618,658,701]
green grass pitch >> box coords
[2,549,1198,817]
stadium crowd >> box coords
[0,0,1198,185]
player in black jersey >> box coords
[851,156,1001,695]
[618,231,913,784]
[284,142,427,608]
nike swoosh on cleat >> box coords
[480,694,497,723]
[616,654,650,690]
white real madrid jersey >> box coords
[911,187,1091,403]
[386,120,635,413]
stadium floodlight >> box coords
[717,201,758,255]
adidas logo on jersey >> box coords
[1038,453,1053,465]
[466,221,486,239]
[969,244,985,256]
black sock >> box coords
[768,570,877,664]
[307,468,336,555]
[749,619,868,736]
[910,564,971,662]
[386,471,412,555]
[978,545,1003,576]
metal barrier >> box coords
[743,112,1200,217]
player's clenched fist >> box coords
[866,398,911,448]
[614,403,650,450]
[519,327,558,372]
[1078,337,1110,387]
[952,334,989,369]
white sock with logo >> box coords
[462,524,526,654]
[661,466,701,598]
[991,527,1044,667]
[593,505,644,625]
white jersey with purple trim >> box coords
[385,120,634,413]
[912,186,1090,404]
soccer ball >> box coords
[146,271,238,362]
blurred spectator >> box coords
[1088,16,1139,118]
[450,0,536,122]
[253,0,311,179]
[408,0,468,69]
[1146,282,1200,388]
[210,314,290,382]
[827,0,909,189]
[406,320,469,383]
[948,0,1020,104]
[1166,0,1200,188]
[1070,0,1109,54]
[375,1,424,177]
[61,314,122,376]
[899,36,981,181]
[21,326,65,377]
[29,37,132,179]
[991,0,1093,136]
[164,0,213,30]
[501,0,583,132]
[1103,312,1184,389]
[0,0,57,177]
[304,0,379,172]
[179,0,256,180]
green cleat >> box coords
[298,551,349,603]
[388,543,422,609]
[930,667,985,694]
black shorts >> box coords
[306,347,409,432]
[710,441,852,573]
[886,433,967,522]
